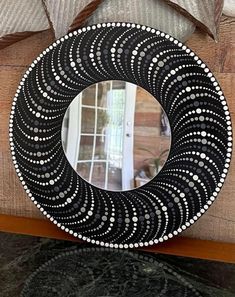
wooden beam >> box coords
[0,214,235,263]
[141,237,235,264]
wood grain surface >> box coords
[1,214,235,263]
[0,17,235,243]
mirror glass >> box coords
[62,81,171,191]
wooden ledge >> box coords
[0,214,234,264]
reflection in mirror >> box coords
[62,81,171,191]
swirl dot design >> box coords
[10,23,232,248]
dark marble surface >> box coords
[0,232,234,297]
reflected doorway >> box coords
[62,81,171,191]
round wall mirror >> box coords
[62,81,171,191]
[11,23,231,248]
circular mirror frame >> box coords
[10,22,232,249]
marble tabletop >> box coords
[0,232,234,297]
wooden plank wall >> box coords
[0,17,234,243]
[134,87,171,173]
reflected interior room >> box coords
[62,81,171,191]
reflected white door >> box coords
[122,82,136,190]
[65,94,81,168]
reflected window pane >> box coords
[90,162,106,189]
[113,80,126,90]
[76,162,91,181]
[78,136,93,160]
[82,85,96,106]
[108,162,122,191]
[97,81,110,107]
[81,108,95,134]
[97,109,109,134]
[95,136,107,160]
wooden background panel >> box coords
[0,31,54,219]
[133,86,170,172]
[186,17,235,73]
[0,18,235,242]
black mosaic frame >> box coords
[10,23,232,248]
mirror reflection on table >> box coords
[21,247,203,297]
[62,81,171,191]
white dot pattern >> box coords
[9,23,232,248]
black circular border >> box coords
[10,23,232,248]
